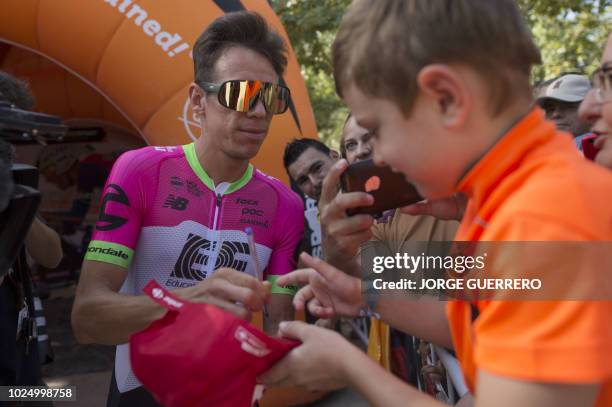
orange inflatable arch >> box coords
[0,0,318,184]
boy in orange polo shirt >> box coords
[260,1,612,406]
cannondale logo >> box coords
[97,184,129,231]
[171,233,250,281]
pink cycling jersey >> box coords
[85,143,304,393]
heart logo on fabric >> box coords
[365,176,381,192]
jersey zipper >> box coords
[208,193,223,273]
[212,193,222,231]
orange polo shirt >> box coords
[447,108,612,405]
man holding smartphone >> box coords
[332,114,460,394]
[328,115,458,275]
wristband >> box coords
[266,275,298,296]
[360,279,381,319]
[358,307,381,319]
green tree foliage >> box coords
[271,0,611,146]
[519,0,611,83]
[271,0,352,146]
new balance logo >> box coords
[163,194,189,210]
[170,176,184,187]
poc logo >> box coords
[236,198,258,206]
[242,208,263,216]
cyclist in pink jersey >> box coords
[71,12,303,407]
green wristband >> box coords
[85,241,133,268]
[267,275,298,296]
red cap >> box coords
[130,280,299,407]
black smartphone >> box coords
[340,159,423,217]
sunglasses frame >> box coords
[196,79,291,115]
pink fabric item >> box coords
[130,280,299,407]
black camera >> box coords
[0,182,40,278]
[0,101,67,144]
[0,102,67,278]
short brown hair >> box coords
[193,11,288,83]
[283,138,331,172]
[332,0,541,116]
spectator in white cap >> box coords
[536,73,592,137]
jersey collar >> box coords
[456,107,553,199]
[183,143,253,194]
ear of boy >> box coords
[417,64,470,129]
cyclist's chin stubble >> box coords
[225,134,264,160]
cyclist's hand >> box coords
[401,192,468,221]
[277,253,363,319]
[175,268,271,320]
[319,160,374,263]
